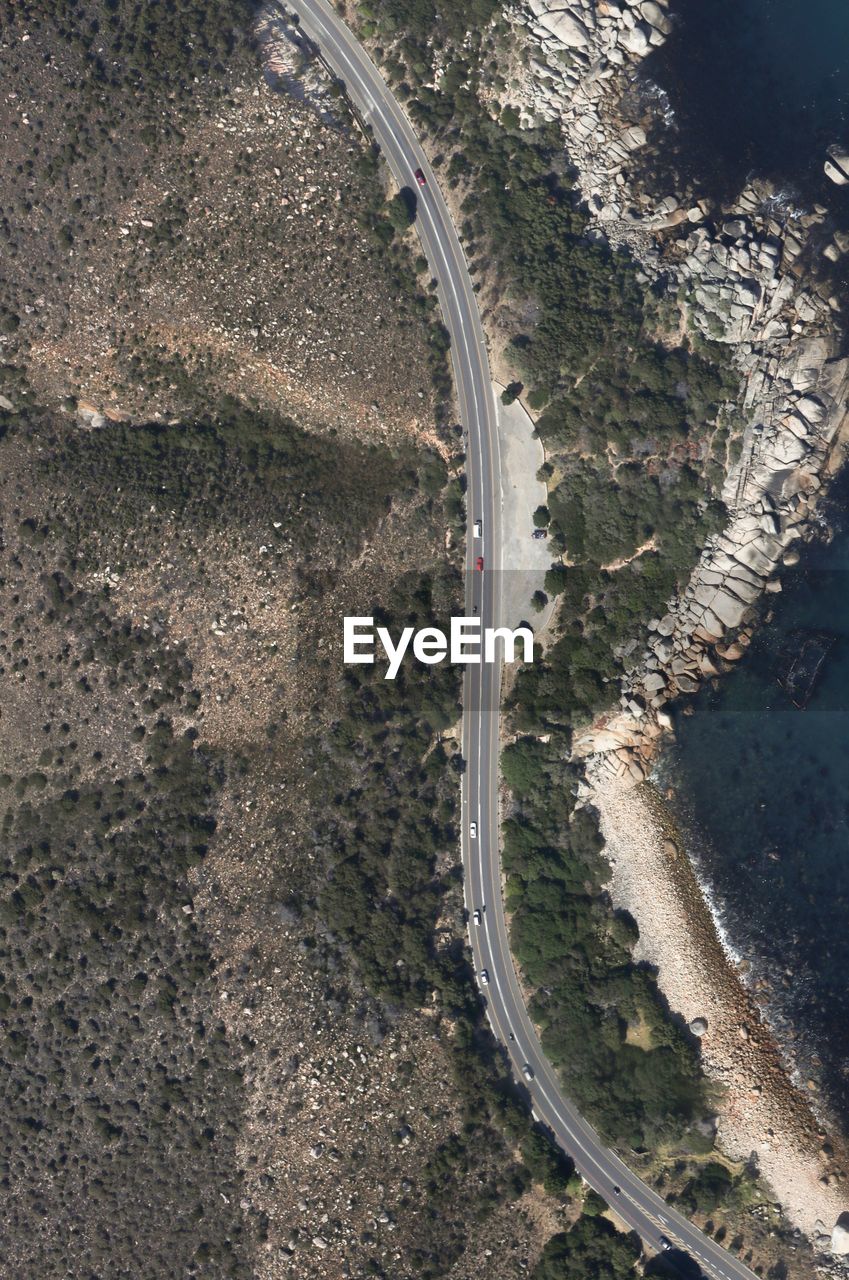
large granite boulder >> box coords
[831,1213,849,1255]
[620,23,650,55]
[639,0,672,34]
[825,145,849,186]
[538,7,591,46]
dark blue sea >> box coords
[644,2,849,1123]
[645,0,849,212]
[665,477,849,1121]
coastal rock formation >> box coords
[502,0,849,1258]
[580,323,849,788]
[502,0,849,787]
[825,145,849,187]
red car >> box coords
[475,556,484,572]
[414,167,426,186]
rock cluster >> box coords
[505,0,849,788]
[587,321,849,788]
[825,145,849,187]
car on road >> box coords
[612,1185,621,1196]
[414,167,426,186]
[479,969,489,985]
[469,821,477,839]
[521,1064,534,1082]
[473,519,482,538]
[472,909,482,926]
[659,1236,672,1252]
[475,556,484,571]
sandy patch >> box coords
[592,774,849,1245]
[494,382,555,633]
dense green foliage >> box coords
[358,0,500,53]
[2,0,254,106]
[0,453,253,1272]
[390,60,739,726]
[531,1215,642,1280]
[352,0,731,1226]
[318,571,466,1008]
[37,394,406,570]
[0,374,441,1274]
[502,738,708,1152]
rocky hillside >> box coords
[0,0,439,443]
[0,5,571,1278]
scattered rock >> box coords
[832,1213,849,1255]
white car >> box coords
[469,821,477,839]
[522,1064,534,1082]
[472,909,482,926]
[479,969,489,985]
[473,519,483,538]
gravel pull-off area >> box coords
[494,383,555,633]
[592,775,849,1254]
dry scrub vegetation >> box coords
[0,0,436,442]
[0,3,569,1278]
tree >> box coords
[532,1215,642,1280]
[386,189,416,232]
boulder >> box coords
[722,217,748,239]
[538,8,591,46]
[831,1214,849,1255]
[795,394,826,425]
[689,1017,708,1037]
[620,23,650,55]
[769,430,809,467]
[825,145,849,187]
[709,588,750,629]
[639,0,672,33]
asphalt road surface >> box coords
[290,3,762,1276]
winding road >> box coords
[291,3,761,1277]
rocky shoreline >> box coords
[596,779,849,1265]
[500,0,849,1259]
[503,0,849,783]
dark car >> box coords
[532,528,548,539]
[414,167,426,186]
[659,1236,672,1251]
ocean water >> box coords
[665,471,849,1122]
[641,0,849,1126]
[644,0,849,210]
